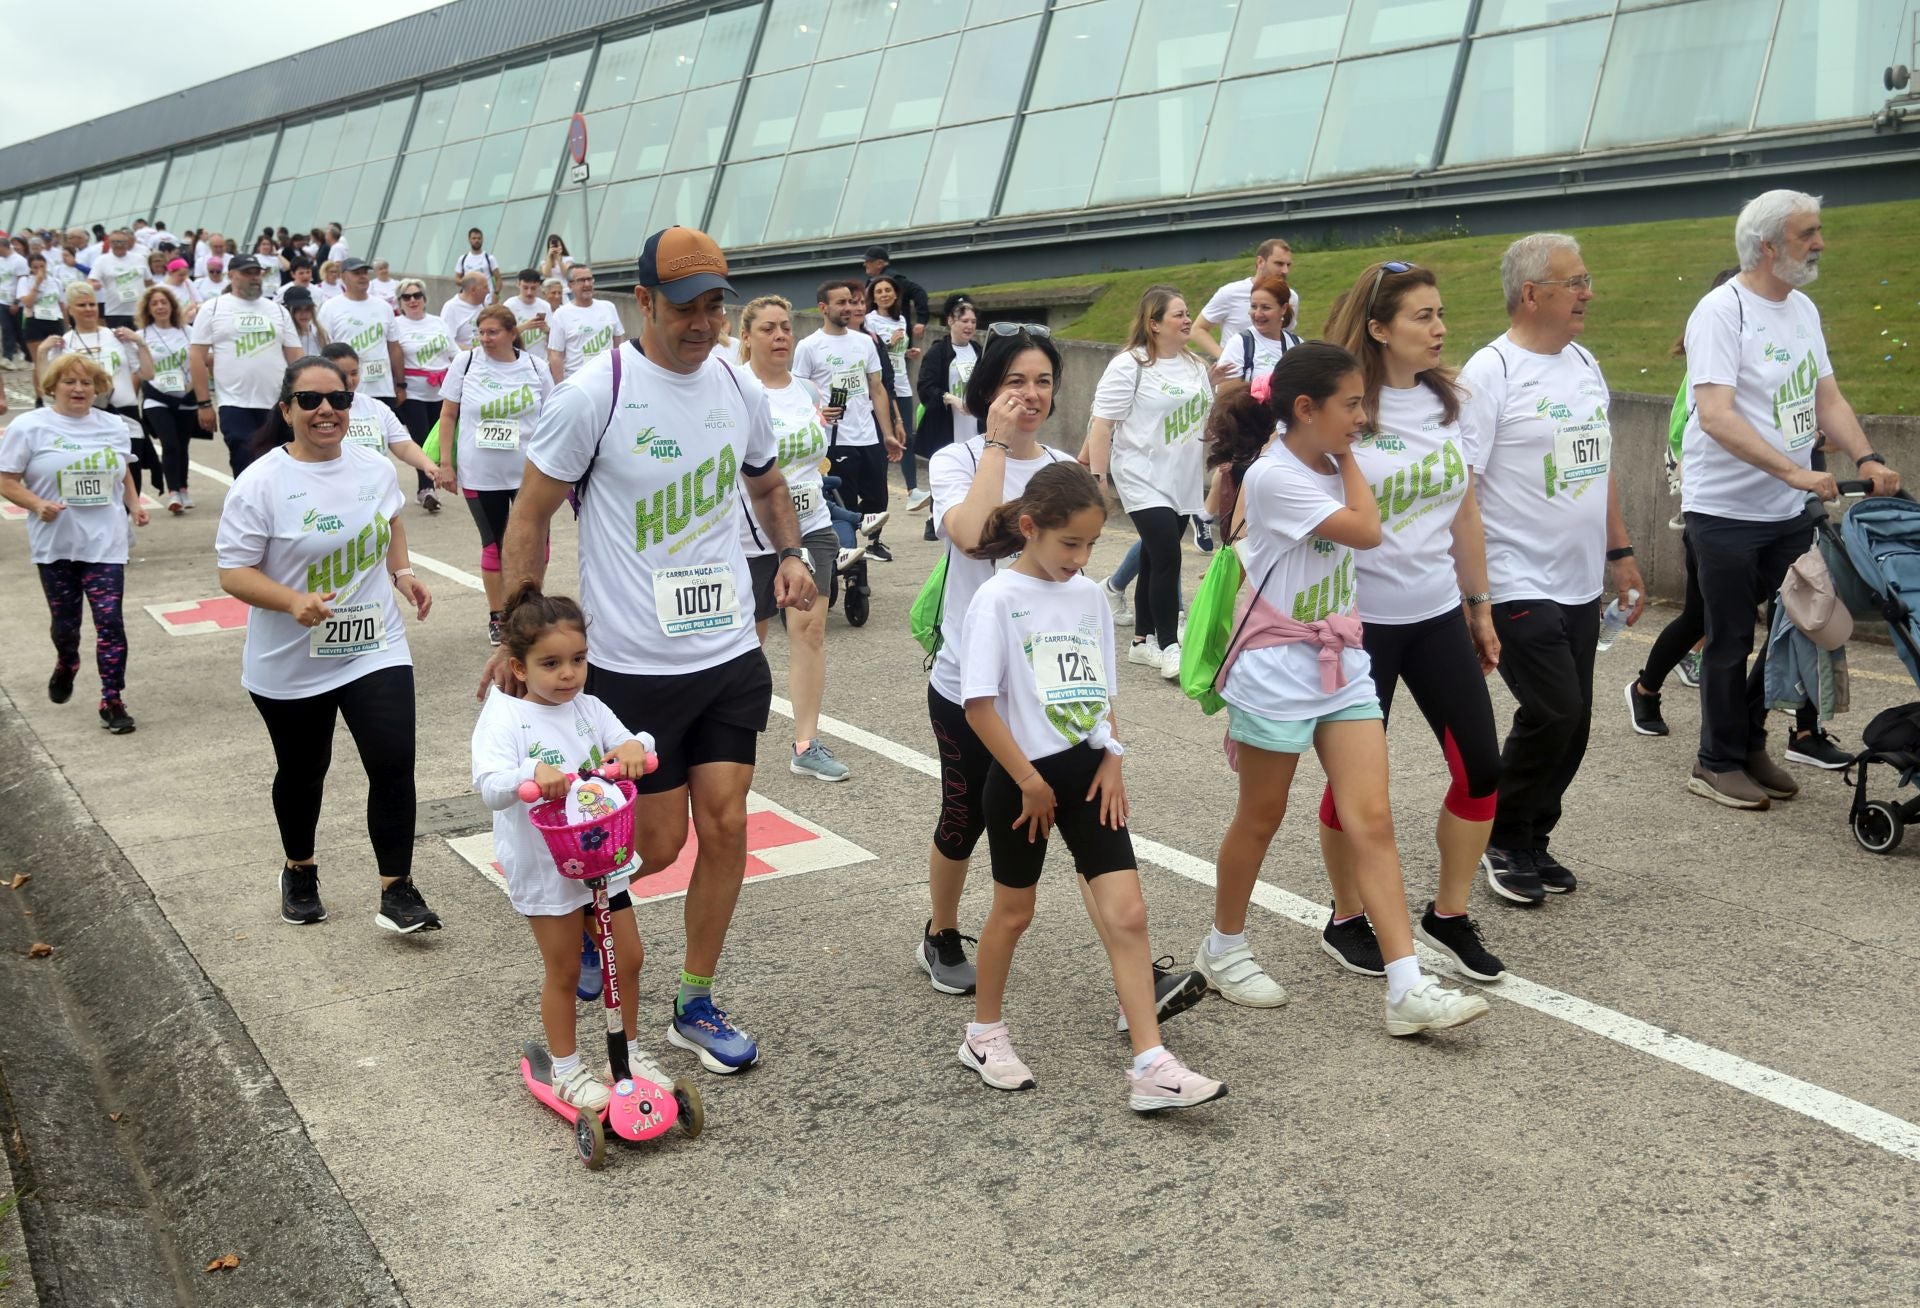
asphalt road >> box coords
[2,374,1916,1306]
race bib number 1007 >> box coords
[652,564,742,638]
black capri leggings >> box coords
[249,665,417,879]
[983,744,1136,889]
[144,405,192,494]
[929,685,992,861]
[1128,504,1187,650]
[1641,529,1705,693]
[1320,609,1502,828]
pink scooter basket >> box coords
[526,774,639,881]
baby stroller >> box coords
[820,473,874,628]
[1814,481,1920,852]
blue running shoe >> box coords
[576,931,603,1002]
[666,995,759,1074]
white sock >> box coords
[626,1037,649,1072]
[1384,955,1422,1004]
[1206,928,1246,957]
[965,1020,998,1038]
[551,1050,581,1080]
[1129,1044,1165,1076]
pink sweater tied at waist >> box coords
[1218,588,1366,696]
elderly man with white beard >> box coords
[1680,189,1901,811]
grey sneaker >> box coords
[918,921,977,994]
[1687,762,1769,810]
[790,740,850,782]
[1677,650,1702,688]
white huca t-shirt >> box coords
[546,299,624,377]
[369,278,399,305]
[738,376,832,557]
[161,277,198,310]
[960,570,1118,763]
[1223,444,1375,721]
[20,274,63,320]
[1681,280,1833,524]
[141,325,192,406]
[189,294,299,409]
[441,295,484,349]
[88,250,150,316]
[525,344,776,676]
[1091,349,1211,515]
[864,311,912,397]
[345,391,411,452]
[792,328,884,448]
[927,436,1068,704]
[1202,276,1302,343]
[507,293,547,350]
[1217,328,1298,382]
[50,328,138,409]
[471,688,637,916]
[391,314,457,403]
[213,444,411,700]
[0,252,26,305]
[0,409,132,565]
[443,348,552,492]
[317,296,397,397]
[1459,335,1613,605]
[1349,384,1472,625]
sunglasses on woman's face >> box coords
[399,292,425,301]
[291,389,354,411]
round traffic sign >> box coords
[567,113,588,165]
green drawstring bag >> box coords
[422,418,449,467]
[910,549,950,656]
[1178,546,1246,716]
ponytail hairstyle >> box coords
[498,582,588,663]
[736,294,793,366]
[1323,261,1461,427]
[966,462,1106,562]
[1206,341,1361,481]
[1122,283,1186,362]
[253,356,349,456]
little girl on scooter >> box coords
[472,583,665,1113]
[955,462,1226,1113]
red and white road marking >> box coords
[144,595,251,635]
[447,791,873,906]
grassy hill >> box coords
[958,199,1919,416]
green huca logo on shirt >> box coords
[778,419,825,469]
[302,508,345,534]
[1292,552,1355,622]
[348,322,385,356]
[479,385,535,421]
[235,315,279,359]
[1162,392,1208,446]
[1770,351,1819,427]
[1761,340,1793,365]
[649,439,684,461]
[306,513,392,594]
[1369,438,1467,531]
[634,445,739,550]
[581,324,614,357]
[62,448,120,472]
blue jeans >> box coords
[823,475,860,548]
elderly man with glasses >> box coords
[1458,233,1643,907]
[544,264,626,383]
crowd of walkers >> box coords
[0,186,1885,1117]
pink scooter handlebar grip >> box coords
[517,779,542,803]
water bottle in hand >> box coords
[1596,589,1641,652]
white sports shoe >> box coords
[1193,941,1289,1007]
[553,1061,611,1112]
[178,488,195,510]
[859,511,889,539]
[906,488,932,511]
[836,544,867,571]
[1126,637,1163,668]
[1158,640,1182,680]
[1127,1051,1226,1113]
[1099,576,1133,626]
[1384,978,1490,1037]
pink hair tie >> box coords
[1248,374,1272,405]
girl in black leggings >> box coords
[215,356,443,934]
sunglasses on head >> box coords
[291,389,354,411]
[985,321,1051,338]
[1364,260,1416,318]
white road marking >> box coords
[191,458,481,590]
[772,699,1920,1164]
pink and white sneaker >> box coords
[1127,1051,1226,1113]
[957,1021,1035,1091]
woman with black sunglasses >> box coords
[215,357,443,937]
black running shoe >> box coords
[280,863,327,925]
[865,540,893,563]
[98,700,136,734]
[1415,902,1507,982]
[1320,907,1386,976]
[48,665,76,704]
[376,877,443,934]
[1786,728,1852,770]
[1531,847,1577,894]
[1483,846,1545,905]
[1625,679,1668,736]
[1118,955,1207,1032]
[922,520,936,542]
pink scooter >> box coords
[517,756,703,1169]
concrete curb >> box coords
[0,687,405,1307]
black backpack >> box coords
[1862,704,1920,761]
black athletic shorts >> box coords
[746,526,840,623]
[982,743,1136,889]
[586,649,772,793]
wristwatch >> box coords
[778,547,808,564]
[1464,592,1491,606]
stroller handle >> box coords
[1836,479,1873,497]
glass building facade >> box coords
[2,0,1912,275]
